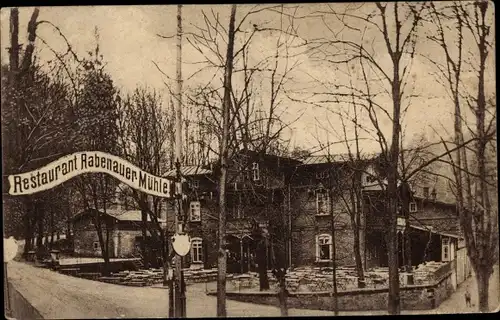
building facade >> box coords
[78,150,464,274]
[72,208,162,260]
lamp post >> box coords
[172,4,186,317]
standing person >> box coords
[465,286,472,307]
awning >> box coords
[409,224,463,239]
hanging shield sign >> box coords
[4,237,18,262]
[172,234,191,257]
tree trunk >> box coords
[94,208,110,276]
[217,5,237,317]
[20,8,39,74]
[36,201,44,249]
[404,228,412,274]
[386,195,400,315]
[49,210,55,250]
[103,224,111,276]
[350,175,365,288]
[476,267,491,312]
[353,230,365,288]
[66,216,72,243]
[387,45,402,315]
[331,198,339,316]
[162,229,170,287]
[257,237,270,290]
[9,8,19,83]
[276,270,288,316]
[141,204,149,269]
[23,199,34,256]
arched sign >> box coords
[7,151,172,198]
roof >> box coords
[299,153,379,166]
[163,166,213,178]
[106,209,145,222]
[409,224,463,239]
[413,196,457,208]
[236,149,302,166]
[72,208,164,223]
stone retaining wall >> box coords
[6,281,44,319]
[208,270,455,311]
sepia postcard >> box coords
[2,3,498,318]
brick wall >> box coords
[73,214,146,258]
[290,190,361,267]
[409,200,460,234]
[73,229,116,257]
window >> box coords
[190,201,201,222]
[189,179,199,189]
[93,241,99,250]
[409,202,417,213]
[443,246,449,260]
[191,238,203,263]
[316,234,332,261]
[423,187,429,198]
[252,162,260,181]
[230,194,244,219]
[365,174,377,183]
[442,238,450,261]
[316,189,330,215]
[316,171,329,180]
[367,247,378,260]
[236,194,244,218]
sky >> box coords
[1,3,495,155]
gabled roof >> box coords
[163,166,213,178]
[106,209,145,222]
[72,208,164,223]
[236,149,302,166]
[298,153,379,166]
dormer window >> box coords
[365,174,377,184]
[409,202,417,213]
[423,187,429,198]
[316,171,329,180]
[252,162,260,181]
[189,179,200,189]
[190,201,201,222]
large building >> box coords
[160,150,465,274]
[72,149,466,277]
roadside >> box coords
[5,260,499,318]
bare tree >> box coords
[116,88,172,271]
[428,1,497,312]
[298,3,429,314]
[177,7,305,313]
[215,5,237,317]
